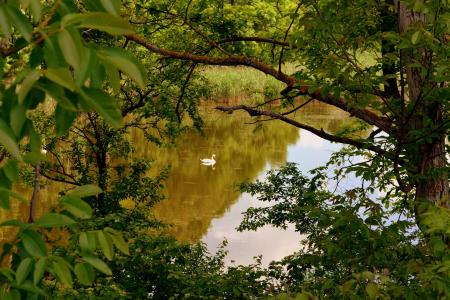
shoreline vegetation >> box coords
[200,65,296,104]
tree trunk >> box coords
[398,2,449,218]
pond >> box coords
[0,100,353,267]
[132,100,350,266]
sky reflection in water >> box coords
[151,102,352,266]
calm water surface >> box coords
[139,101,350,266]
[1,101,353,266]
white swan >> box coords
[200,154,216,165]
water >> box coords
[145,102,352,265]
[1,101,354,266]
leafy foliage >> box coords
[239,162,449,299]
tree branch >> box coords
[219,36,292,47]
[216,104,389,156]
[126,34,394,134]
[41,171,80,186]
[126,34,297,87]
[28,164,40,223]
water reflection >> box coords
[1,100,354,266]
[134,110,300,242]
[141,101,353,265]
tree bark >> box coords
[398,2,449,215]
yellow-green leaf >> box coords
[34,213,76,228]
[0,6,11,36]
[82,256,112,275]
[79,12,134,35]
[79,88,123,128]
[18,69,40,103]
[98,48,145,89]
[67,184,102,198]
[100,0,120,16]
[74,263,95,285]
[0,118,21,160]
[57,29,82,70]
[411,31,420,45]
[16,257,33,285]
[21,230,47,257]
[45,68,76,92]
[61,196,92,219]
[79,231,97,253]
[96,231,114,260]
[5,5,33,42]
[51,258,73,287]
[33,257,47,285]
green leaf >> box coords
[5,5,33,41]
[21,230,47,257]
[3,160,19,182]
[411,31,420,45]
[82,256,112,275]
[29,46,43,68]
[105,228,129,255]
[96,231,114,260]
[29,0,41,21]
[16,257,33,285]
[33,257,47,285]
[18,70,40,104]
[34,213,76,228]
[43,37,66,68]
[100,0,120,15]
[0,268,15,282]
[104,63,120,92]
[0,219,24,227]
[0,118,21,160]
[80,88,122,128]
[74,263,95,285]
[55,105,76,136]
[22,152,46,164]
[75,48,96,87]
[36,81,77,111]
[0,6,12,36]
[13,281,46,296]
[67,184,102,198]
[79,232,97,253]
[366,283,378,300]
[45,68,76,92]
[57,28,83,70]
[79,12,134,35]
[2,289,21,300]
[295,293,310,300]
[61,196,92,219]
[0,190,10,209]
[98,48,146,89]
[10,104,26,137]
[51,258,72,287]
[0,188,27,203]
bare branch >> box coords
[216,104,389,156]
[41,171,80,186]
[28,164,40,223]
[219,37,292,47]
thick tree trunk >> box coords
[397,2,449,216]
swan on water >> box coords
[200,154,216,165]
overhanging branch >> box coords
[126,34,394,134]
[216,104,389,157]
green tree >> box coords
[124,0,449,217]
[0,1,143,297]
[114,0,449,297]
